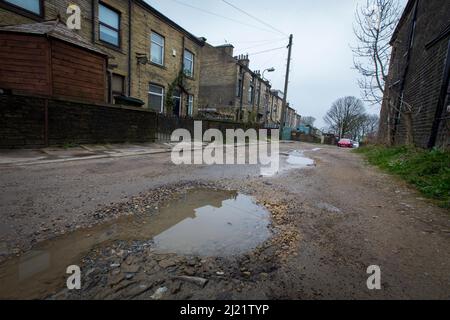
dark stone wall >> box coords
[0,94,264,148]
[379,0,450,149]
[0,95,46,148]
[0,94,157,148]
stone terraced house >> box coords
[198,44,272,123]
[0,0,206,117]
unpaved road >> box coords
[0,142,449,299]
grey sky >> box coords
[145,0,404,129]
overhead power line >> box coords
[246,46,287,56]
[221,0,288,36]
[239,38,288,51]
[229,37,288,45]
[167,0,280,34]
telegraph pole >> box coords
[279,34,293,140]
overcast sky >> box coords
[146,0,405,129]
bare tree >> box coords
[352,0,402,105]
[363,114,380,139]
[324,96,367,139]
[349,114,380,141]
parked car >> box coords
[352,141,360,148]
[338,139,353,148]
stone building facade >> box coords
[286,105,297,128]
[0,0,205,116]
[379,0,450,149]
[198,44,271,123]
[267,89,283,127]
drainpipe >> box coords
[239,68,245,122]
[44,99,49,147]
[127,0,132,96]
[181,36,186,117]
[256,79,261,123]
[91,0,96,43]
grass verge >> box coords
[355,146,450,209]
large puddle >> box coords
[0,189,271,299]
[261,150,315,177]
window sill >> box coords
[96,40,124,54]
[148,61,167,70]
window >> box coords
[149,84,164,113]
[112,74,125,98]
[4,0,42,15]
[151,32,164,65]
[256,86,260,106]
[237,77,242,97]
[184,50,194,77]
[187,95,194,117]
[248,81,254,104]
[99,3,120,47]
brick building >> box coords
[379,0,450,149]
[0,0,206,117]
[198,44,272,123]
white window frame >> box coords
[184,50,194,77]
[149,84,165,113]
[187,95,194,117]
[150,32,165,66]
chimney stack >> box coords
[234,54,250,67]
[215,44,234,56]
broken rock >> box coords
[150,287,168,300]
[174,276,208,288]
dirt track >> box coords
[1,142,449,299]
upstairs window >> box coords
[151,32,165,65]
[4,0,42,15]
[248,80,254,104]
[183,50,194,77]
[99,3,120,47]
[237,77,242,97]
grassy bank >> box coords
[355,146,450,208]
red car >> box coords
[338,139,353,148]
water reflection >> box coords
[0,188,271,299]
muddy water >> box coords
[0,189,271,299]
[261,150,315,177]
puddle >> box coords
[261,150,315,177]
[0,189,270,299]
[286,150,315,167]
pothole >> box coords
[286,150,315,167]
[261,150,315,177]
[153,189,271,256]
[0,188,271,299]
